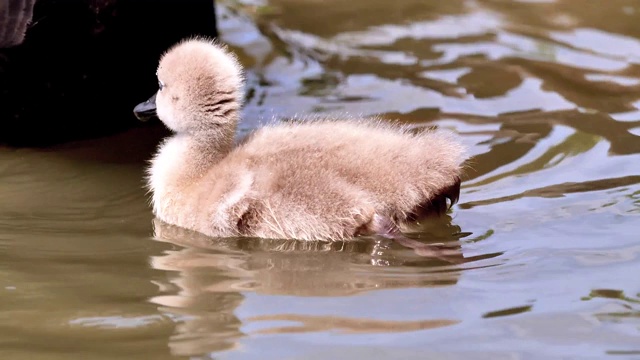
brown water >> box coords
[2,0,640,358]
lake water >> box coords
[1,0,639,359]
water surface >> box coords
[1,0,639,358]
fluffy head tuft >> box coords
[155,37,245,133]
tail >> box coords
[407,176,461,221]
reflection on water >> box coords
[1,0,640,358]
[149,220,470,356]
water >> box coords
[2,0,640,358]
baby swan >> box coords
[134,38,467,254]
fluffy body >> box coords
[144,38,467,242]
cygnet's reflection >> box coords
[149,217,469,357]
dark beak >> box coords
[133,93,157,122]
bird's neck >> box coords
[147,125,236,215]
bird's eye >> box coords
[158,80,165,91]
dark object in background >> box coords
[0,0,217,146]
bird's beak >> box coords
[133,93,157,122]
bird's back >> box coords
[199,120,466,240]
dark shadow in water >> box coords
[461,175,640,209]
